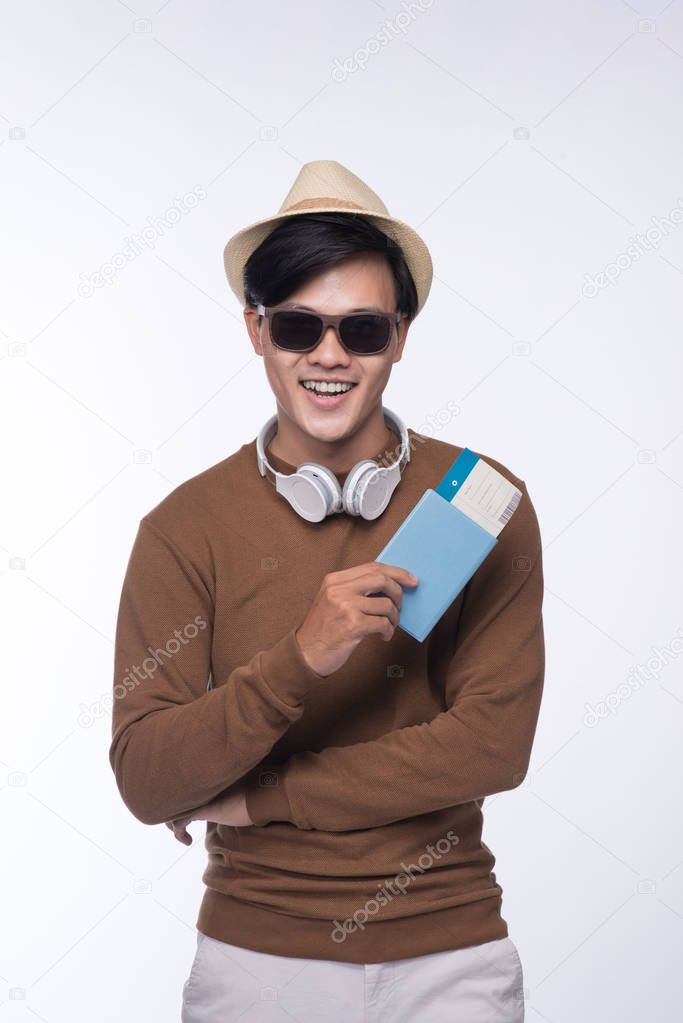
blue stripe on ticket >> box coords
[434,448,479,502]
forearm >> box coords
[110,628,323,826]
[246,627,544,832]
[109,517,324,826]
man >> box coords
[109,160,544,1022]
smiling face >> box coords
[244,251,411,469]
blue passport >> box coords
[374,489,498,642]
[372,446,525,642]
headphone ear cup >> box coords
[342,460,391,519]
[295,463,343,519]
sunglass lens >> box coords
[270,311,322,351]
[341,314,391,354]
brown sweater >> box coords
[109,422,545,964]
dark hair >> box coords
[243,212,418,322]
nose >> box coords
[309,324,351,364]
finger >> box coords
[174,823,192,845]
[355,571,405,608]
[362,613,397,641]
[331,562,418,587]
[359,595,401,627]
[376,562,419,585]
[167,818,193,845]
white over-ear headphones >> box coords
[256,406,411,523]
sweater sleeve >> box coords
[109,516,325,826]
[243,479,545,832]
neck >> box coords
[268,405,396,474]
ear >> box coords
[393,315,411,364]
[244,305,264,356]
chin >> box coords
[292,392,360,441]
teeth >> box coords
[302,380,354,394]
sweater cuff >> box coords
[258,627,326,707]
[244,763,294,826]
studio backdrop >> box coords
[2,1,682,1020]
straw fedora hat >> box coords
[223,159,433,317]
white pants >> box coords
[181,930,525,1022]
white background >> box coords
[2,0,682,1020]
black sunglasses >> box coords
[257,303,401,356]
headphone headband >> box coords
[256,406,411,523]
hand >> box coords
[165,782,254,845]
[295,561,418,677]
